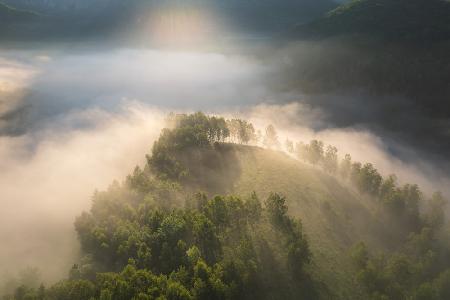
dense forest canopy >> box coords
[3,112,450,300]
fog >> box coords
[1,40,449,288]
[0,103,166,283]
[241,103,450,196]
[0,47,288,284]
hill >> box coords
[0,0,339,41]
[0,2,45,39]
[295,0,450,42]
[0,2,38,22]
[4,113,450,300]
[234,146,371,298]
[277,0,450,167]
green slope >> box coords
[4,113,448,299]
[232,146,375,299]
[295,0,450,42]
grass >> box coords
[231,146,389,299]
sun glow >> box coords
[140,6,222,48]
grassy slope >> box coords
[231,146,384,299]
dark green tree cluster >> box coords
[148,113,266,192]
[294,138,450,300]
[5,113,449,300]
[294,139,435,233]
[148,113,243,193]
[149,113,230,181]
[350,197,450,300]
[3,113,318,299]
[9,186,315,300]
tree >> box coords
[263,125,279,149]
[285,139,294,153]
[265,193,289,230]
[351,242,369,269]
[323,145,338,174]
[358,163,382,195]
[339,154,352,179]
[425,192,448,230]
[307,140,324,165]
[379,175,397,201]
[238,120,256,145]
[148,113,232,181]
[226,119,256,144]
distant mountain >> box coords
[0,2,38,21]
[278,0,450,176]
[0,2,41,38]
[295,0,450,42]
[2,0,340,37]
[208,0,339,34]
[1,0,123,15]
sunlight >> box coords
[141,6,222,48]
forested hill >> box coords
[277,0,450,168]
[0,0,339,42]
[4,113,450,300]
[294,0,450,42]
[0,2,37,21]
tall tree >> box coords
[263,124,280,149]
[323,145,338,174]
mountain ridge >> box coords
[293,0,450,42]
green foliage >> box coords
[351,220,450,300]
[6,113,450,300]
[147,113,241,194]
[300,0,450,42]
[148,112,229,180]
[44,161,313,300]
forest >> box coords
[3,112,450,300]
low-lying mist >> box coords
[0,104,166,284]
[1,42,449,288]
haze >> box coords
[1,0,450,295]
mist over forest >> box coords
[1,0,450,299]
